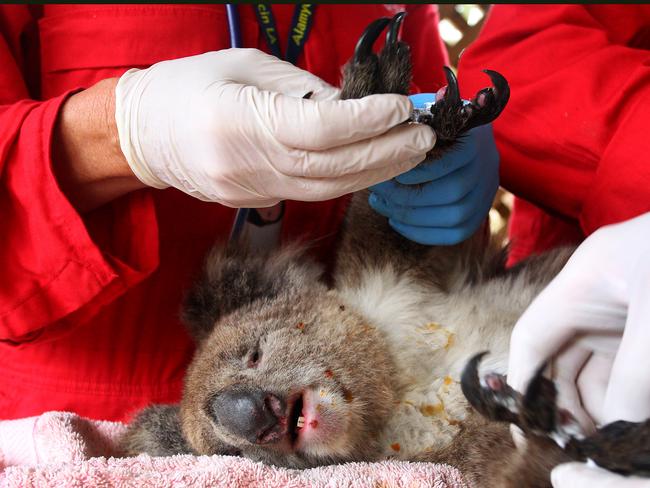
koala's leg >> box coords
[340,13,411,99]
[460,353,650,478]
[335,13,509,291]
[120,405,192,457]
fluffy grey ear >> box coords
[121,405,191,456]
[182,244,324,343]
[121,405,240,457]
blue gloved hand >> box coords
[368,93,500,246]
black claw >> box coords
[483,69,510,107]
[385,12,407,46]
[353,17,391,63]
[462,69,510,130]
[460,352,520,425]
[442,66,461,106]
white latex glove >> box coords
[552,462,650,488]
[115,48,435,207]
[508,211,650,432]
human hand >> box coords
[508,212,650,433]
[552,462,650,488]
[114,49,435,207]
[368,92,499,245]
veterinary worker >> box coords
[0,5,498,423]
[457,5,650,486]
[457,5,650,266]
[509,212,650,488]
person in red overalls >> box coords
[457,6,650,487]
[458,5,650,266]
[0,5,502,423]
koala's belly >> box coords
[339,267,515,459]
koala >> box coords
[121,13,650,488]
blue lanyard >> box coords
[254,4,316,65]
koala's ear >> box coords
[121,405,191,456]
[121,405,240,457]
[182,244,324,343]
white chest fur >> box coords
[338,264,534,459]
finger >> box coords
[394,134,478,184]
[388,199,488,246]
[370,159,482,207]
[507,254,628,395]
[575,353,614,426]
[507,284,580,394]
[231,49,340,100]
[552,462,650,488]
[248,85,427,151]
[275,123,433,178]
[371,171,496,228]
[603,271,650,423]
[277,157,421,202]
[552,346,598,432]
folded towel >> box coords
[0,411,468,487]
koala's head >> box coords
[179,245,398,468]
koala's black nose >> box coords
[210,388,286,444]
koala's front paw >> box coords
[461,352,650,477]
[414,68,510,149]
[341,12,411,99]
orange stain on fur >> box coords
[420,404,444,417]
[444,376,453,385]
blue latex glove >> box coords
[368,93,499,245]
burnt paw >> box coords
[461,352,583,439]
[460,352,521,425]
[461,352,650,477]
[414,68,510,148]
[578,420,650,476]
[341,12,412,99]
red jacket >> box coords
[0,5,448,421]
[458,5,650,265]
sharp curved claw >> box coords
[460,351,521,425]
[483,69,510,107]
[460,351,490,414]
[354,17,391,63]
[442,66,461,106]
[385,12,407,46]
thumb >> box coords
[552,463,650,488]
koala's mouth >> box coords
[287,393,305,446]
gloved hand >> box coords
[508,212,650,434]
[115,49,435,207]
[552,462,650,488]
[367,92,499,246]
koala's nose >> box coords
[210,388,286,444]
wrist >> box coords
[52,77,147,213]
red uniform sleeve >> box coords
[404,4,449,93]
[0,6,159,343]
[458,5,650,234]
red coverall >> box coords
[0,5,448,421]
[458,5,650,265]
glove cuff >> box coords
[115,68,169,190]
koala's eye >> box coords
[246,346,262,369]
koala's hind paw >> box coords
[341,12,411,99]
[414,68,510,146]
[461,352,650,477]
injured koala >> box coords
[121,13,650,488]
